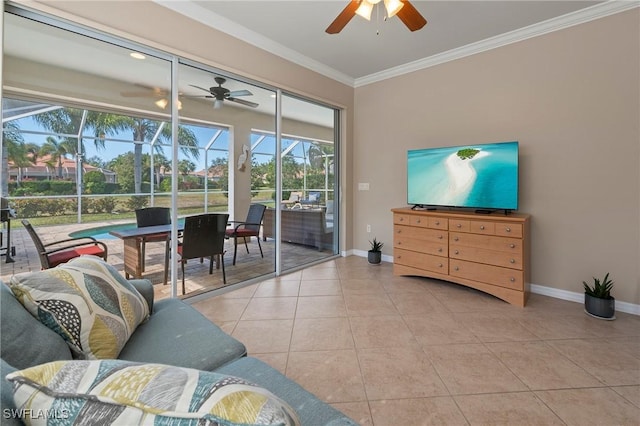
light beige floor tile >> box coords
[612,385,640,408]
[217,321,237,334]
[381,275,437,293]
[231,319,293,354]
[340,278,386,295]
[430,285,508,313]
[404,313,480,346]
[358,347,449,400]
[301,267,340,280]
[295,295,347,318]
[298,279,342,296]
[290,317,354,351]
[535,387,640,426]
[369,397,468,426]
[338,265,387,280]
[453,311,541,342]
[548,338,640,386]
[343,293,398,317]
[192,297,250,323]
[349,315,417,349]
[276,270,302,281]
[425,344,528,395]
[486,340,603,390]
[455,392,564,425]
[240,297,298,320]
[389,291,450,315]
[330,401,373,426]
[286,349,367,403]
[215,283,257,298]
[251,352,288,375]
[253,279,300,297]
[518,315,601,340]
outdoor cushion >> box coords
[7,360,300,425]
[9,256,149,360]
[0,359,21,426]
[47,245,107,268]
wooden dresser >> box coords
[392,207,530,306]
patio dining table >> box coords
[110,224,183,285]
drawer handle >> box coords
[398,241,402,245]
[510,277,516,282]
[480,225,485,230]
[438,235,443,240]
[506,227,511,232]
[435,221,440,225]
[457,224,462,228]
[454,266,459,271]
[454,237,459,241]
[438,263,443,268]
[417,219,421,223]
[397,229,402,234]
[510,259,515,264]
[398,255,402,259]
[510,244,515,248]
[454,250,459,255]
[400,217,404,221]
[438,248,443,252]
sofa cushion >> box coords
[9,256,149,360]
[118,298,247,371]
[1,359,21,426]
[0,283,73,369]
[217,357,358,426]
[7,360,300,425]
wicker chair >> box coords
[22,219,108,269]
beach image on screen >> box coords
[407,141,518,210]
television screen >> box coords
[407,141,519,211]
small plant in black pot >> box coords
[368,238,383,265]
[583,273,615,320]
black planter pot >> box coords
[584,293,615,319]
[368,250,382,264]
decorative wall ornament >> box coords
[237,144,250,171]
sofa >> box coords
[1,257,356,425]
[263,207,333,250]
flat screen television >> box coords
[407,141,519,212]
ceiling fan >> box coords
[326,0,427,34]
[189,77,258,109]
[120,85,184,110]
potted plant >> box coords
[583,273,615,320]
[368,238,383,264]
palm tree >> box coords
[39,136,74,179]
[1,121,25,196]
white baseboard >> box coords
[348,252,639,315]
[530,283,640,316]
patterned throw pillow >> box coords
[6,360,300,426]
[9,256,149,359]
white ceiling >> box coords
[153,0,631,87]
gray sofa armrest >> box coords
[128,278,154,312]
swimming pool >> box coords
[69,218,186,240]
[69,223,137,240]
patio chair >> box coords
[281,191,302,209]
[177,213,229,295]
[135,207,170,272]
[21,219,108,269]
[225,204,266,266]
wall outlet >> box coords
[366,224,371,233]
[358,183,370,191]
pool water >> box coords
[69,223,137,240]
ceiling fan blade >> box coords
[396,0,427,32]
[121,91,164,98]
[228,97,259,108]
[229,89,253,97]
[325,0,360,34]
[189,84,213,94]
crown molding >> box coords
[153,0,355,87]
[156,1,637,89]
[354,1,639,87]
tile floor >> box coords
[192,257,640,425]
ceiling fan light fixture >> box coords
[213,99,223,109]
[155,98,182,110]
[355,1,374,20]
[383,0,404,18]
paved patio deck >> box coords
[0,220,335,301]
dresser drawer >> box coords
[449,232,522,254]
[395,248,448,274]
[450,259,523,291]
[495,222,523,238]
[396,237,447,256]
[429,217,448,230]
[449,219,470,232]
[395,225,447,244]
[394,214,412,226]
[469,220,495,235]
[450,245,523,270]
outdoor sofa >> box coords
[1,256,356,425]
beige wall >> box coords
[354,10,639,305]
[21,0,355,250]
